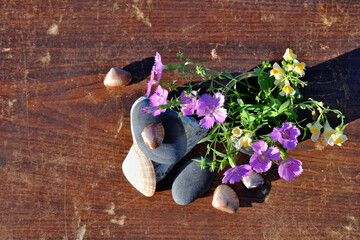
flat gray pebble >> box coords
[172,158,214,205]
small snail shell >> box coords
[104,67,132,88]
[212,184,239,214]
[141,122,165,150]
[242,171,264,189]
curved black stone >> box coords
[172,158,214,205]
[131,97,187,165]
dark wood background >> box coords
[1,0,359,239]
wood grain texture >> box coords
[0,0,359,239]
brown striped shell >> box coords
[104,67,132,88]
[212,184,239,214]
[122,143,156,197]
[141,122,165,149]
[242,171,264,189]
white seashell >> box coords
[141,122,165,149]
[242,171,264,189]
[122,143,156,197]
[212,184,239,214]
[104,67,132,88]
[180,115,209,155]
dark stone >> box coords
[152,161,176,183]
[131,97,187,165]
[172,158,214,205]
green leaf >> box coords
[284,111,298,119]
[268,111,278,117]
[221,72,234,79]
[211,148,227,158]
[278,100,290,113]
[198,135,213,144]
[257,75,273,90]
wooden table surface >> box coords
[1,0,359,239]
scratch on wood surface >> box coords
[86,92,97,104]
[315,136,327,151]
[47,23,59,35]
[104,202,115,215]
[110,215,127,226]
[76,225,86,240]
[181,23,200,33]
[320,43,329,50]
[343,215,358,232]
[40,51,51,64]
[114,115,123,139]
[131,4,152,28]
[211,49,221,60]
[338,167,348,183]
[63,156,68,239]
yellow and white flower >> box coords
[323,121,348,146]
[306,120,322,142]
[270,62,286,85]
[231,133,252,150]
[293,59,306,77]
[239,133,253,148]
[232,127,243,137]
[328,131,348,146]
[279,79,296,97]
[283,48,297,61]
[323,121,335,144]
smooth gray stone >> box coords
[172,158,214,205]
[131,97,187,165]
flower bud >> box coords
[228,156,236,168]
[220,159,228,170]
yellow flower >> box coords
[231,133,252,150]
[306,120,322,142]
[279,79,296,97]
[232,127,243,137]
[328,131,348,146]
[270,62,286,85]
[283,48,297,61]
[323,121,335,144]
[293,60,306,77]
[239,134,252,148]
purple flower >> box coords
[278,158,303,181]
[222,164,252,184]
[154,52,166,82]
[149,85,168,116]
[270,122,300,150]
[141,105,156,114]
[146,66,156,97]
[250,141,281,173]
[146,52,166,97]
[196,92,227,129]
[180,91,198,116]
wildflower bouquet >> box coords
[142,49,348,184]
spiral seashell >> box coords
[212,184,239,214]
[242,171,264,189]
[141,122,165,150]
[122,143,156,197]
[104,67,132,88]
